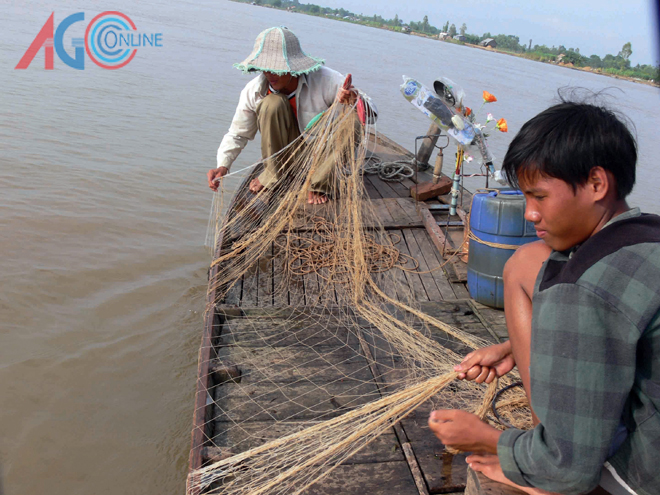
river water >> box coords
[1,1,658,494]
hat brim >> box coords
[234,61,324,76]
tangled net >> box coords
[192,98,528,495]
[277,218,419,279]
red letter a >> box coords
[16,13,55,69]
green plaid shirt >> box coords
[498,208,660,495]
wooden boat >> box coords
[187,131,516,495]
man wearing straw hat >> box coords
[207,26,373,205]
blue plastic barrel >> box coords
[467,189,538,308]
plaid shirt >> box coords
[498,208,660,495]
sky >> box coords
[306,0,660,66]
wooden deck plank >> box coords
[297,231,320,306]
[383,200,461,303]
[420,300,494,345]
[387,177,414,198]
[444,259,468,284]
[272,241,290,307]
[419,203,453,257]
[257,244,274,307]
[223,276,242,306]
[401,177,418,189]
[401,301,500,494]
[410,228,458,301]
[220,318,361,349]
[331,269,351,307]
[450,280,471,299]
[403,442,432,495]
[291,223,339,308]
[388,229,415,303]
[285,201,425,238]
[213,379,381,422]
[286,237,307,306]
[366,198,425,229]
[469,301,508,342]
[368,202,399,302]
[363,177,382,200]
[211,420,404,463]
[366,173,400,199]
[371,271,399,303]
[399,229,431,302]
[400,229,444,302]
[214,345,373,385]
[381,197,413,225]
[395,197,423,222]
[316,265,339,308]
[368,130,415,160]
[304,461,419,495]
[241,263,259,307]
[362,300,491,374]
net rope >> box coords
[191,99,529,495]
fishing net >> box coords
[190,98,528,495]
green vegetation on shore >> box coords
[237,0,659,85]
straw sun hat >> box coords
[234,26,324,76]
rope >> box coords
[465,189,525,251]
[467,230,522,251]
[363,155,415,182]
[275,216,420,280]
[274,215,472,279]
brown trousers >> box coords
[256,93,360,194]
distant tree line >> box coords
[241,0,659,83]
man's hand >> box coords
[454,342,515,383]
[207,167,229,191]
[428,410,501,454]
[337,86,358,105]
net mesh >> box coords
[190,100,529,494]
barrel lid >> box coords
[470,188,537,237]
[482,188,524,199]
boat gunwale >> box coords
[187,165,262,493]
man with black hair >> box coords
[428,101,660,495]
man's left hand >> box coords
[428,409,501,454]
[337,86,358,105]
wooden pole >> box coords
[415,123,441,169]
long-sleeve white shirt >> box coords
[216,66,375,170]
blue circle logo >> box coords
[85,11,138,69]
[404,81,419,96]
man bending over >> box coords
[208,26,373,204]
